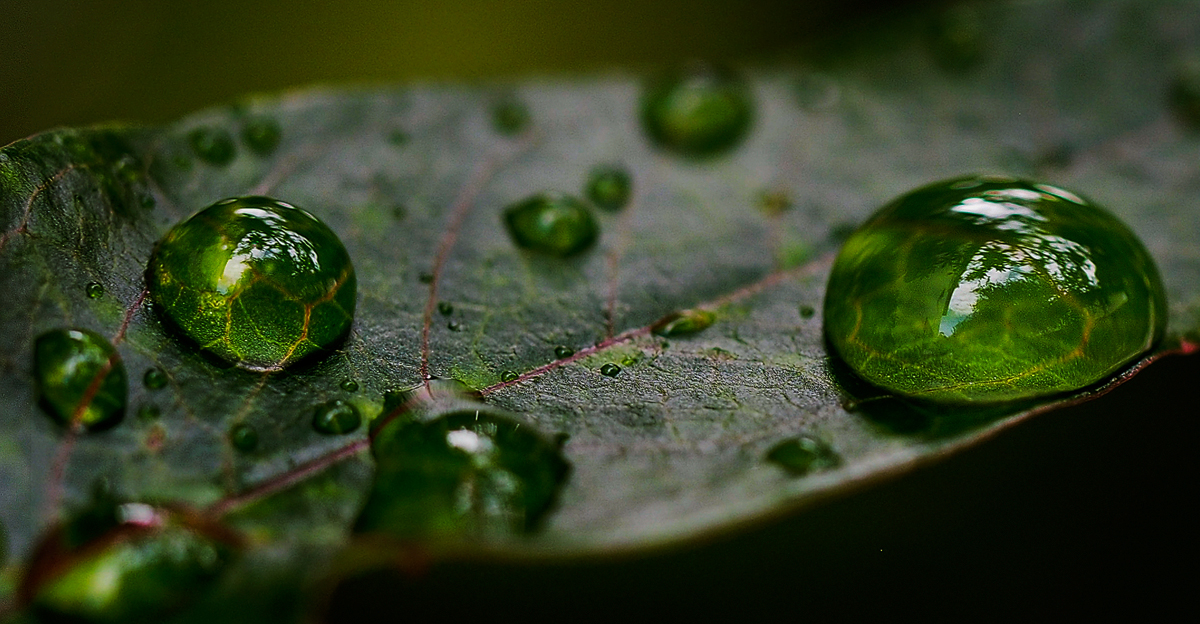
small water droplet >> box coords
[927,5,985,73]
[419,272,434,284]
[554,345,575,359]
[313,400,362,435]
[437,301,454,315]
[229,423,258,452]
[585,165,632,211]
[503,193,598,257]
[492,98,530,135]
[794,72,840,111]
[241,117,281,155]
[357,408,569,538]
[137,404,161,420]
[146,196,357,371]
[652,309,716,337]
[340,378,359,392]
[85,281,104,299]
[34,328,127,431]
[447,321,463,331]
[620,355,637,366]
[641,62,754,158]
[799,305,815,319]
[187,127,236,166]
[824,175,1167,404]
[500,370,519,383]
[757,190,791,216]
[143,367,168,390]
[600,363,621,377]
[765,436,840,476]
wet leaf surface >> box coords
[1,0,1198,619]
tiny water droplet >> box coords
[187,127,236,166]
[85,281,104,299]
[799,305,815,319]
[503,193,598,257]
[137,404,161,420]
[146,196,357,371]
[501,370,519,382]
[600,363,621,377]
[313,400,362,435]
[652,309,716,337]
[554,345,575,358]
[229,423,258,452]
[447,320,463,332]
[765,436,840,476]
[641,62,754,158]
[824,175,1167,404]
[241,117,281,155]
[794,72,840,111]
[34,328,127,431]
[143,367,168,390]
[340,378,359,392]
[927,5,985,72]
[492,98,531,135]
[437,301,454,315]
[585,165,632,211]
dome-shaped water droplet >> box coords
[340,378,359,392]
[187,127,236,166]
[229,423,258,452]
[640,63,754,158]
[600,363,621,377]
[34,328,127,431]
[357,408,569,540]
[503,193,598,257]
[765,436,840,476]
[824,175,1167,404]
[143,367,168,390]
[500,370,519,383]
[585,165,632,211]
[651,309,716,337]
[313,400,362,435]
[146,196,357,371]
[554,345,575,359]
[85,282,104,299]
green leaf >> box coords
[2,0,1198,619]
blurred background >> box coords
[2,0,1195,617]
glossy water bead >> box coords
[823,176,1166,404]
[147,196,356,371]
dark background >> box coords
[2,0,1195,618]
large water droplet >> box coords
[241,117,282,155]
[34,328,127,431]
[765,436,840,476]
[599,363,621,377]
[146,196,357,371]
[585,165,632,211]
[21,498,237,623]
[313,400,362,435]
[824,175,1167,404]
[500,370,519,383]
[503,193,598,257]
[640,63,754,158]
[229,423,259,452]
[85,282,104,299]
[651,308,716,337]
[188,127,236,166]
[356,408,569,540]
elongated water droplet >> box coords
[146,196,357,371]
[34,328,127,431]
[437,301,454,315]
[765,436,840,476]
[21,499,237,623]
[241,117,281,155]
[503,193,598,257]
[500,370,519,383]
[356,408,569,540]
[585,165,632,211]
[229,423,258,452]
[340,378,359,392]
[652,309,716,337]
[641,63,754,158]
[554,345,575,359]
[143,367,168,390]
[188,127,236,166]
[85,282,104,299]
[824,175,1167,404]
[600,363,621,377]
[313,400,362,435]
[492,98,530,135]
